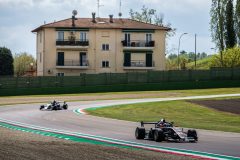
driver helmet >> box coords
[160,118,166,123]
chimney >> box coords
[92,12,96,23]
[72,15,75,27]
[109,15,113,23]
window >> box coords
[102,61,109,68]
[102,44,109,51]
[57,31,64,41]
[80,32,87,41]
[146,34,152,42]
[56,73,64,76]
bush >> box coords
[211,47,240,67]
[0,47,14,76]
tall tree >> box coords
[14,52,36,77]
[210,0,226,66]
[210,0,226,51]
[129,6,175,37]
[0,47,14,76]
[129,6,156,24]
[225,0,236,48]
[236,0,240,45]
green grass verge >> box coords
[86,100,240,133]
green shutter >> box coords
[146,53,152,67]
[57,52,64,66]
[124,52,131,67]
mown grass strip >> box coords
[86,100,240,133]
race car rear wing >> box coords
[140,121,174,128]
[140,121,158,127]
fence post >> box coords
[147,71,150,83]
[188,69,192,81]
[80,73,86,86]
[39,76,42,88]
[15,77,18,88]
[105,73,108,85]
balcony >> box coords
[56,60,89,69]
[56,39,89,49]
[121,40,155,50]
[123,60,155,70]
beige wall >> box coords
[36,30,44,76]
[36,28,167,76]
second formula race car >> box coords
[40,100,68,111]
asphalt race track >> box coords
[0,97,240,158]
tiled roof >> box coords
[32,18,171,32]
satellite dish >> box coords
[72,10,78,16]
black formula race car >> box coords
[135,119,198,143]
[40,100,68,111]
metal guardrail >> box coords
[121,40,155,47]
[124,60,155,67]
[56,39,89,46]
[56,60,88,66]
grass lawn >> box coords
[86,100,240,133]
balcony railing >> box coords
[121,40,155,47]
[56,60,89,66]
[124,60,155,67]
[56,39,89,46]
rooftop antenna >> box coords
[118,0,122,18]
[72,10,78,17]
[97,0,104,18]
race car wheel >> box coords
[63,104,68,110]
[135,127,145,139]
[52,106,58,111]
[154,130,164,142]
[39,105,44,110]
[187,129,198,141]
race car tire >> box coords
[135,127,145,139]
[39,105,44,110]
[154,130,164,142]
[187,129,198,141]
[63,104,68,110]
[52,106,58,111]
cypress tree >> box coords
[236,0,240,45]
[224,0,236,48]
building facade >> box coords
[32,14,170,76]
